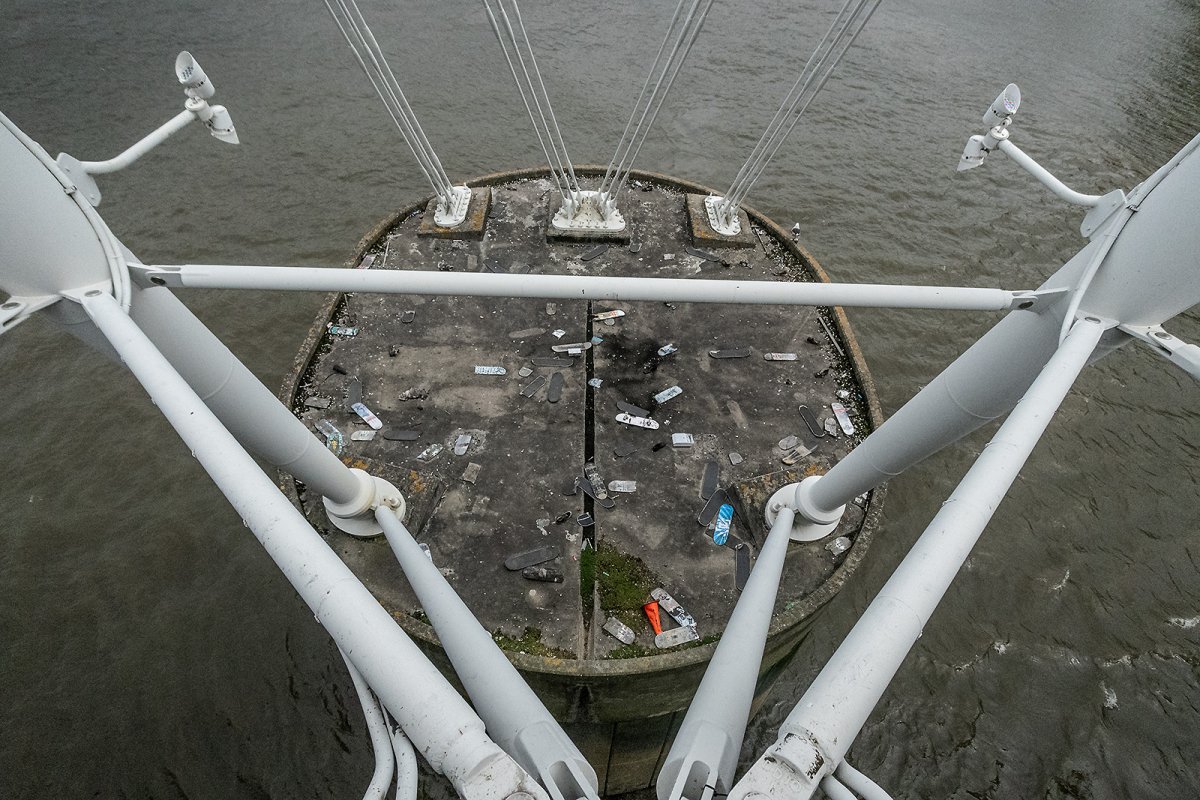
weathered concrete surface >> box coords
[280,166,885,795]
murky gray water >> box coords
[2,1,1198,797]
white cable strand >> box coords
[479,0,568,201]
[481,0,578,202]
[727,0,880,209]
[323,0,454,203]
[510,0,579,192]
[609,0,715,200]
[722,0,880,217]
[720,0,857,213]
[329,0,451,198]
[339,0,454,191]
[599,0,688,194]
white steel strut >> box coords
[4,61,1200,800]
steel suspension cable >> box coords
[323,0,454,203]
[726,0,880,210]
[600,0,714,201]
[481,0,578,202]
[720,0,880,219]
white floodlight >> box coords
[204,105,240,144]
[176,51,215,100]
[957,134,988,171]
[982,83,1021,128]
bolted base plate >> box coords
[764,486,844,542]
[324,475,406,538]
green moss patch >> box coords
[492,626,575,659]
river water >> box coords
[2,1,1198,797]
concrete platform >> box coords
[280,166,885,795]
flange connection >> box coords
[323,467,406,538]
[764,475,846,542]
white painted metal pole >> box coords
[657,508,797,800]
[77,290,548,800]
[374,507,599,800]
[996,139,1104,207]
[339,647,396,800]
[729,318,1106,800]
[77,109,195,174]
[801,300,1067,519]
[128,285,365,507]
[139,263,1031,311]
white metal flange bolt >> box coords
[323,467,406,538]
[763,475,846,542]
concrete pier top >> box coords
[282,167,883,676]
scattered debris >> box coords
[382,428,419,441]
[778,434,799,451]
[474,365,507,375]
[401,310,416,324]
[593,309,625,320]
[315,419,344,454]
[672,433,695,448]
[826,536,852,555]
[419,543,433,562]
[608,480,637,493]
[617,400,651,417]
[546,302,557,316]
[806,336,821,346]
[504,545,559,570]
[643,601,663,635]
[553,511,572,524]
[416,443,444,462]
[814,367,831,378]
[350,430,377,442]
[461,462,482,484]
[709,348,751,359]
[712,504,734,545]
[581,244,609,261]
[533,356,574,368]
[652,441,668,452]
[603,617,636,645]
[389,344,399,357]
[453,433,473,456]
[352,402,383,430]
[698,489,730,526]
[577,512,595,527]
[790,222,801,239]
[654,385,682,404]
[652,588,697,628]
[734,543,750,591]
[817,315,846,357]
[656,625,699,649]
[552,329,566,338]
[509,327,544,339]
[552,342,591,353]
[520,375,546,398]
[345,378,363,412]
[521,566,563,583]
[729,452,743,465]
[398,387,429,401]
[798,405,826,438]
[327,324,358,337]
[590,336,604,345]
[781,445,815,465]
[628,243,643,254]
[547,372,565,403]
[831,401,856,435]
[616,413,659,429]
[685,246,719,262]
[657,343,678,357]
[587,377,603,388]
[701,461,719,500]
[763,352,798,361]
[304,397,332,410]
[836,388,851,400]
[518,365,534,378]
[824,417,841,437]
[357,253,376,270]
[613,443,638,458]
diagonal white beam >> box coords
[131,263,1044,312]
